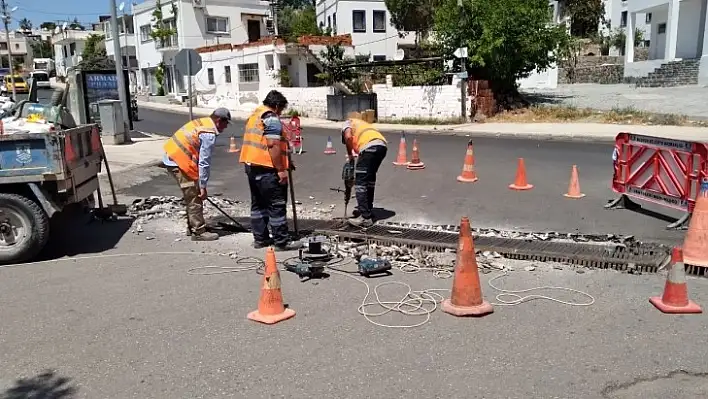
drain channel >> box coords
[224,217,673,275]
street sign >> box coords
[174,48,202,75]
[453,47,468,59]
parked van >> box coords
[29,71,50,89]
[1,75,28,94]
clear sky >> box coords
[9,0,140,29]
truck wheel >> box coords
[0,193,50,264]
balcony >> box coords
[155,35,179,51]
[105,32,136,48]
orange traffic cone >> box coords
[457,140,478,183]
[324,136,336,154]
[563,165,585,199]
[407,139,425,170]
[247,247,296,324]
[509,158,533,190]
[649,247,702,314]
[227,136,240,153]
[683,178,708,267]
[64,133,77,163]
[392,133,409,166]
[441,217,494,317]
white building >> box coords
[603,0,652,55]
[0,31,36,71]
[132,0,269,96]
[315,0,415,60]
[101,15,138,70]
[51,29,102,77]
[624,0,708,84]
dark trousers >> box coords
[355,145,387,220]
[246,165,289,245]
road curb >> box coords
[137,101,618,143]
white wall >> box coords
[676,0,703,59]
[518,66,559,89]
[177,0,268,50]
[316,0,402,60]
[133,0,173,71]
[373,83,461,120]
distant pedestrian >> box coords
[240,90,300,251]
[162,108,232,241]
[341,112,388,227]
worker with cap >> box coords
[162,107,232,241]
[240,90,300,251]
[341,112,388,228]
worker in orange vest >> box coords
[341,112,388,228]
[240,90,300,251]
[163,108,231,241]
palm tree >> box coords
[19,18,32,31]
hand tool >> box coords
[205,197,249,233]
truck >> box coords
[0,82,119,263]
[32,58,56,77]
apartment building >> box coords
[0,31,35,71]
[101,14,138,70]
[623,0,708,84]
[133,0,269,96]
[52,29,102,77]
[315,0,415,60]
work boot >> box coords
[348,216,374,228]
[191,231,219,241]
[274,241,303,252]
[252,240,274,249]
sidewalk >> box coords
[101,134,164,176]
[138,100,708,143]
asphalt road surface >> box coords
[131,108,687,245]
[0,207,706,399]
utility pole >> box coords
[457,0,467,122]
[109,0,131,136]
[1,0,17,99]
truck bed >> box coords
[0,124,102,203]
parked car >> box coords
[29,71,50,89]
[0,75,28,94]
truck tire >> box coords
[0,193,50,264]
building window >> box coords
[206,16,229,34]
[333,13,336,32]
[207,68,214,85]
[0,42,7,50]
[14,43,18,50]
[224,65,231,83]
[372,55,386,61]
[238,63,259,83]
[373,10,386,32]
[247,20,261,42]
[327,16,331,29]
[69,43,76,56]
[620,11,627,27]
[140,25,152,42]
[352,10,366,32]
[658,23,666,34]
[645,13,652,24]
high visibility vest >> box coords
[163,117,219,181]
[349,118,387,152]
[239,105,289,170]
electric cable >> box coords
[0,244,596,329]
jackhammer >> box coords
[330,159,355,219]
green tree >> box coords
[30,40,53,58]
[79,34,112,70]
[564,0,605,37]
[19,18,32,31]
[150,0,178,94]
[279,5,320,41]
[609,27,644,53]
[40,21,56,31]
[69,17,85,30]
[385,0,439,41]
[434,0,567,104]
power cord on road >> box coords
[2,247,596,329]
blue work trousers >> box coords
[354,145,388,220]
[246,165,289,245]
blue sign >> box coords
[85,74,118,90]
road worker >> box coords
[240,90,300,251]
[341,112,388,228]
[162,108,231,241]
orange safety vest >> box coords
[239,105,289,170]
[163,117,219,181]
[349,118,387,152]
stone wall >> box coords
[559,56,625,84]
